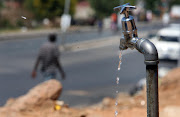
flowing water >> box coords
[118,50,122,71]
[114,50,123,117]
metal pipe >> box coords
[136,37,159,117]
[146,65,159,117]
[136,39,159,64]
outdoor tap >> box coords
[114,3,159,64]
[114,3,159,117]
[114,3,138,50]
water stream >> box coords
[118,50,123,71]
[114,50,123,117]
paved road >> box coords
[0,39,144,107]
[0,20,165,43]
[52,22,165,44]
[0,22,178,107]
[0,39,177,107]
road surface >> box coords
[0,23,178,107]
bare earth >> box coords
[1,68,180,117]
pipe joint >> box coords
[136,39,159,65]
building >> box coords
[74,1,95,25]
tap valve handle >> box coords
[113,3,136,18]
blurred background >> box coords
[0,0,180,108]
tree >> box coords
[144,0,161,14]
[89,0,180,18]
[0,1,3,9]
[24,0,77,20]
[169,0,180,7]
[144,0,180,14]
[88,0,136,18]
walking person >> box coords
[31,33,65,81]
[111,13,118,32]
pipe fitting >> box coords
[136,39,159,65]
[119,35,139,50]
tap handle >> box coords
[113,3,136,18]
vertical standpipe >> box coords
[146,65,159,117]
[137,39,159,117]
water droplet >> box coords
[115,102,118,106]
[116,91,118,93]
[141,100,145,106]
[21,16,27,19]
[115,111,118,116]
[118,67,120,70]
[116,77,119,84]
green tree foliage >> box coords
[123,0,136,6]
[14,0,24,3]
[144,0,180,13]
[24,0,77,20]
[88,0,135,18]
[169,0,180,7]
[144,0,160,13]
[0,1,3,9]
